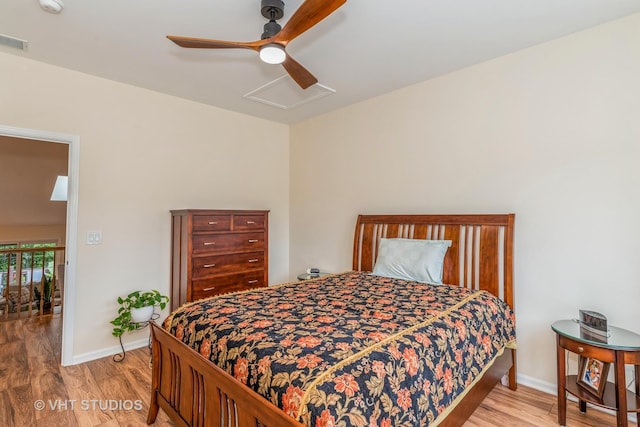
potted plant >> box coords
[34,273,53,312]
[110,290,169,337]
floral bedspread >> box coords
[163,271,516,426]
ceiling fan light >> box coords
[259,44,286,65]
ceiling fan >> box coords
[167,0,346,90]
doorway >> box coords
[0,124,78,366]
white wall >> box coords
[0,225,66,245]
[290,14,640,389]
[0,52,290,359]
[0,135,68,226]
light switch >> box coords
[86,230,102,245]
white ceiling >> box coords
[1,1,640,124]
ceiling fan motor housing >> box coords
[261,0,284,20]
[262,20,282,39]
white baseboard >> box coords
[70,338,149,365]
[517,373,637,423]
[517,373,558,396]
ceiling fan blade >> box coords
[167,35,266,52]
[276,0,346,44]
[282,55,318,89]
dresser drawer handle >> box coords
[208,221,218,225]
[577,346,584,353]
[248,239,259,243]
[246,221,256,224]
[248,259,259,263]
[203,264,216,268]
[202,286,216,292]
[203,242,216,246]
[247,280,259,284]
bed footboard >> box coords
[148,321,515,427]
[147,321,304,427]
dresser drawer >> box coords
[191,270,266,299]
[192,232,265,254]
[233,214,266,231]
[192,215,232,232]
[192,251,265,278]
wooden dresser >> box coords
[170,209,269,311]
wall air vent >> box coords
[0,34,28,51]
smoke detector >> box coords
[39,0,64,14]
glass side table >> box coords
[551,319,640,427]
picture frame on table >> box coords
[577,356,610,398]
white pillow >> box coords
[371,238,452,284]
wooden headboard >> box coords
[353,214,515,309]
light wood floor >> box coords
[0,316,618,426]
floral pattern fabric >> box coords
[164,271,516,426]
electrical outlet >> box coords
[86,230,102,245]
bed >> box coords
[147,213,517,426]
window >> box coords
[0,244,18,288]
[0,241,58,288]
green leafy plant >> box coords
[110,290,169,337]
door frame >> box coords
[0,124,79,366]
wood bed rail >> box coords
[148,321,305,427]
